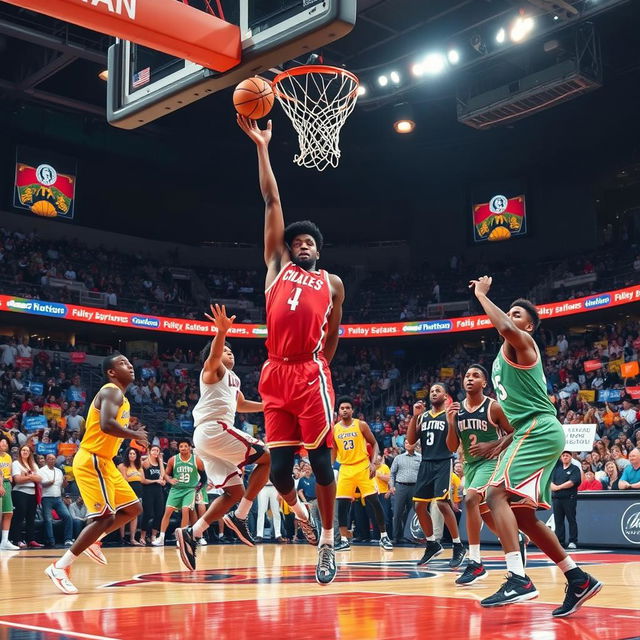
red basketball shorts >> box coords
[259,354,335,449]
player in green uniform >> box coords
[446,364,514,585]
[470,276,602,616]
[152,439,205,547]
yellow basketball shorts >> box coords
[336,460,377,499]
[73,447,139,518]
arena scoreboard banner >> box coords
[472,194,527,243]
[13,146,77,220]
[1,282,640,338]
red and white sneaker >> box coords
[83,541,107,565]
[45,563,78,594]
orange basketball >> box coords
[233,76,274,119]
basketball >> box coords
[233,76,274,119]
[31,200,57,217]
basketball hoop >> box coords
[272,65,359,172]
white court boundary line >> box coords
[0,620,115,640]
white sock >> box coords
[340,536,348,542]
[557,557,577,573]
[319,528,333,546]
[506,551,525,577]
[469,544,481,564]
[192,518,209,538]
[235,498,252,520]
[426,535,436,542]
[452,537,461,544]
[291,501,309,521]
[381,532,390,539]
[1,530,8,544]
[157,532,165,541]
[55,551,77,569]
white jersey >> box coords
[192,367,241,429]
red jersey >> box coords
[265,262,333,358]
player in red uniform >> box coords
[238,115,345,585]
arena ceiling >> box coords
[0,0,639,244]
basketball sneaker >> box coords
[480,572,538,607]
[552,573,603,618]
[379,535,393,551]
[45,563,78,594]
[416,540,443,566]
[449,543,467,569]
[223,511,255,547]
[295,512,319,546]
[334,538,351,552]
[316,544,337,585]
[197,537,208,546]
[83,541,107,566]
[0,541,20,550]
[175,526,197,571]
[455,561,487,586]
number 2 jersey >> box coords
[417,409,452,461]
[265,262,333,358]
[456,396,504,464]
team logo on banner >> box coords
[14,146,77,219]
[621,503,640,544]
[473,194,526,242]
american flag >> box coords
[132,67,150,88]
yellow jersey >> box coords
[375,463,391,493]
[333,419,369,466]
[0,453,11,480]
[81,383,130,459]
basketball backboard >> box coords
[107,0,357,129]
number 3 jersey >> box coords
[417,410,452,461]
[265,262,333,358]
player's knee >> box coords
[269,448,295,494]
[226,484,244,501]
[247,443,269,466]
[308,446,334,486]
[465,492,480,509]
[363,494,378,508]
[414,500,427,515]
[485,485,507,509]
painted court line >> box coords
[0,620,115,640]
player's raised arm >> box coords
[236,115,289,276]
[202,304,236,384]
[470,276,537,363]
[324,274,345,364]
[406,401,424,446]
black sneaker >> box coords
[222,511,255,547]
[518,532,528,568]
[334,539,351,552]
[552,573,603,618]
[295,513,319,546]
[455,560,487,586]
[416,541,443,566]
[481,572,538,607]
[175,527,197,571]
[450,543,467,569]
[379,536,393,551]
[316,544,337,585]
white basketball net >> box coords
[273,67,359,172]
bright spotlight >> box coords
[390,71,401,84]
[98,69,109,81]
[394,119,415,134]
[510,16,534,43]
[357,85,366,97]
[496,28,506,44]
[447,49,460,65]
[411,62,424,77]
[378,75,389,87]
[423,53,446,75]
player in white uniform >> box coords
[175,304,270,571]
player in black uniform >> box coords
[407,383,466,568]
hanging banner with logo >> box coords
[598,389,622,403]
[472,194,527,243]
[14,146,77,220]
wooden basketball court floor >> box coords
[0,544,638,640]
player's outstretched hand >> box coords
[236,114,272,147]
[205,303,236,334]
[469,275,492,297]
[133,427,149,450]
[446,401,460,422]
[412,401,425,417]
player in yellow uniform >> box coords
[0,435,19,550]
[45,353,148,594]
[331,397,393,551]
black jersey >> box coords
[417,409,452,461]
[144,462,161,482]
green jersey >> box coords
[456,396,503,464]
[172,453,199,488]
[491,344,557,432]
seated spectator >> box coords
[601,461,620,490]
[619,448,640,490]
[611,445,630,473]
[620,398,638,427]
[578,470,603,491]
